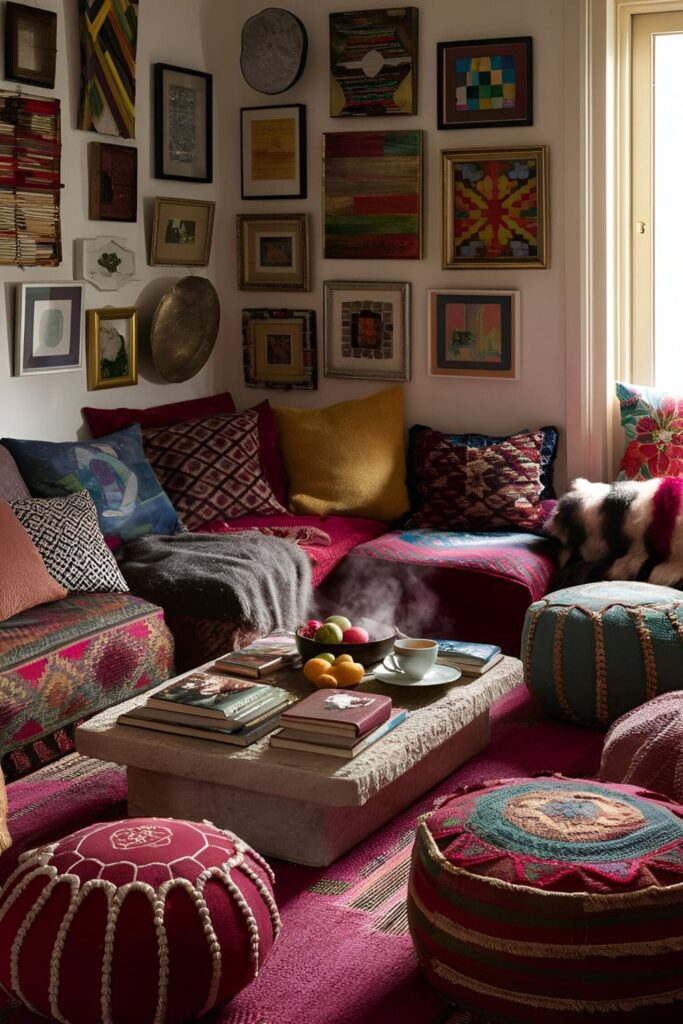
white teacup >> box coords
[392,638,438,680]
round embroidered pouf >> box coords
[0,817,280,1024]
[599,690,683,800]
[522,581,683,726]
[407,776,683,1023]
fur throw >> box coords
[546,477,683,589]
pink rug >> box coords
[0,687,605,1024]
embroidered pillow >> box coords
[141,410,287,531]
[11,492,129,593]
[0,501,67,619]
[616,381,683,479]
[2,426,180,544]
[410,428,545,532]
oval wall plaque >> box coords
[240,8,308,95]
[150,277,220,383]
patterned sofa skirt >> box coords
[0,594,174,780]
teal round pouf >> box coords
[522,581,683,727]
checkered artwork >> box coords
[454,54,516,111]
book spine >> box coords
[354,708,407,753]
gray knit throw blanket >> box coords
[117,531,312,632]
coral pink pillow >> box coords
[142,410,287,530]
[0,501,66,620]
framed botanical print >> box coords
[323,280,410,381]
[442,146,548,269]
[86,306,137,390]
[242,308,316,390]
[237,213,309,291]
[437,36,533,130]
[14,283,83,376]
[154,63,212,183]
[88,142,138,222]
[240,104,306,199]
[76,236,137,291]
[5,2,57,88]
[150,197,215,266]
[429,289,520,379]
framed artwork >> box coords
[86,306,138,390]
[88,143,137,222]
[78,0,138,138]
[14,283,84,376]
[437,37,533,130]
[76,237,137,291]
[5,2,57,88]
[330,7,419,117]
[429,289,519,379]
[150,197,215,266]
[237,213,309,291]
[154,63,212,183]
[240,104,306,199]
[242,308,316,390]
[442,146,548,269]
[323,130,423,259]
[323,281,410,381]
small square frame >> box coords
[429,289,520,379]
[86,306,138,390]
[5,2,57,88]
[241,104,306,199]
[437,36,532,131]
[88,142,138,222]
[14,283,84,376]
[442,145,548,269]
[242,308,316,390]
[324,280,410,382]
[150,197,215,266]
[154,63,213,183]
[237,213,309,291]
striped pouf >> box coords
[408,776,683,1023]
[522,581,683,726]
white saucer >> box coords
[373,656,461,688]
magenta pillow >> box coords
[141,410,288,530]
[83,392,237,438]
[249,399,287,506]
[411,428,545,532]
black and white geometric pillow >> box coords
[11,491,129,593]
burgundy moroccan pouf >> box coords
[408,776,683,1023]
[599,691,683,801]
[0,817,280,1024]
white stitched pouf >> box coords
[599,690,683,801]
[0,817,280,1024]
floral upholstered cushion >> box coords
[616,381,683,479]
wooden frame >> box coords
[437,36,533,130]
[86,306,138,390]
[154,63,212,183]
[442,146,548,269]
[429,289,520,379]
[237,213,309,291]
[5,2,57,88]
[150,197,215,267]
[242,308,316,390]
[323,280,410,381]
[240,104,306,199]
[89,143,138,222]
[14,283,83,376]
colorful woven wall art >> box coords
[78,0,138,139]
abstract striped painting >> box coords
[78,0,138,139]
[330,7,418,116]
[323,130,423,259]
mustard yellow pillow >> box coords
[0,770,10,854]
[274,388,409,521]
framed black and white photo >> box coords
[154,63,213,183]
[14,283,84,376]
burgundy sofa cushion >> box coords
[83,392,237,437]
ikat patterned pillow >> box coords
[11,491,129,593]
[141,410,288,531]
[410,428,545,533]
[616,381,683,480]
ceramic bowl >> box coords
[295,621,397,667]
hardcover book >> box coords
[214,633,300,678]
[147,671,285,721]
[279,689,392,738]
[117,698,296,746]
[133,690,292,730]
[272,709,407,757]
[435,640,502,664]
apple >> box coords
[342,626,369,644]
[319,652,335,665]
[314,622,344,644]
[325,614,352,632]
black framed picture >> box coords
[154,63,213,183]
[5,2,57,89]
[241,104,306,199]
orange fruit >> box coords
[313,672,339,689]
[303,657,334,683]
[330,661,365,687]
[333,654,354,665]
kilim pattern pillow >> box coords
[11,491,129,593]
[142,410,287,531]
[410,427,545,532]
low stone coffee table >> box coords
[76,657,523,867]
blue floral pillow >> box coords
[2,425,180,544]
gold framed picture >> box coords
[150,196,215,266]
[242,308,316,390]
[237,213,309,291]
[86,306,138,390]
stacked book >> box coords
[270,689,407,759]
[435,640,503,677]
[213,632,301,679]
[117,669,295,747]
